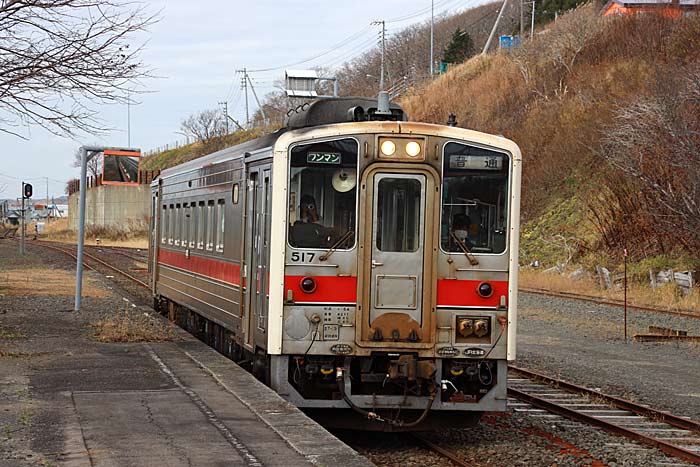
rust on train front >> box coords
[355,163,440,350]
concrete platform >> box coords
[0,240,374,467]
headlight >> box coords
[405,141,421,157]
[377,137,426,160]
[380,140,396,156]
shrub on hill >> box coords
[401,5,700,262]
[140,128,263,171]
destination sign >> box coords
[307,152,341,164]
[449,154,504,171]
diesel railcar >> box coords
[150,97,522,430]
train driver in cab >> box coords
[290,195,331,248]
[448,212,474,252]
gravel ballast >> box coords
[517,292,700,420]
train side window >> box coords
[161,205,167,244]
[197,201,205,249]
[216,199,225,253]
[189,202,197,249]
[168,204,174,245]
[181,203,189,247]
[174,203,181,246]
[232,183,239,204]
[206,200,214,251]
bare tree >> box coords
[72,146,102,180]
[0,0,155,137]
[595,62,700,252]
[180,109,226,145]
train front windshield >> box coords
[288,138,358,249]
[442,142,509,254]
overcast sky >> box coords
[0,0,482,199]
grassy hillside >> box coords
[140,128,263,171]
[401,5,700,268]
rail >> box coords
[508,366,700,465]
[30,241,150,290]
[409,433,477,467]
[520,286,700,320]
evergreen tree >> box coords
[442,27,475,64]
[535,0,588,24]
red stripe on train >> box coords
[284,275,357,303]
[436,279,509,307]
[158,249,241,286]
[157,249,507,307]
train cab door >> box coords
[358,168,437,348]
[243,165,272,351]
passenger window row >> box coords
[161,199,225,253]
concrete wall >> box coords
[68,184,151,230]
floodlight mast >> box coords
[74,145,141,312]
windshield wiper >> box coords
[449,231,479,266]
[319,230,354,262]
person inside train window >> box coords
[448,213,473,252]
[297,194,321,224]
[290,195,331,248]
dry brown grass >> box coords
[0,327,25,340]
[0,268,107,298]
[38,218,148,249]
[92,307,177,343]
[519,268,700,313]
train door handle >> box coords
[371,260,384,268]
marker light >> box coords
[478,282,493,298]
[405,141,421,157]
[300,277,317,293]
[380,140,396,156]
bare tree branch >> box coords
[0,0,156,137]
[180,109,226,145]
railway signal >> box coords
[19,181,32,255]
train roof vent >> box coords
[284,97,406,129]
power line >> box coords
[323,36,380,69]
[0,172,67,184]
[386,0,461,23]
[247,24,374,73]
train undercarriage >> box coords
[155,296,505,431]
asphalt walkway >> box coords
[0,240,374,467]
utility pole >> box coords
[482,0,509,55]
[45,177,49,223]
[127,90,131,147]
[371,20,386,91]
[531,0,536,39]
[219,101,230,134]
[430,0,434,76]
[246,74,267,129]
[237,68,250,128]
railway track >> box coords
[20,239,700,465]
[508,366,700,466]
[409,433,477,467]
[29,240,150,290]
[520,286,700,320]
